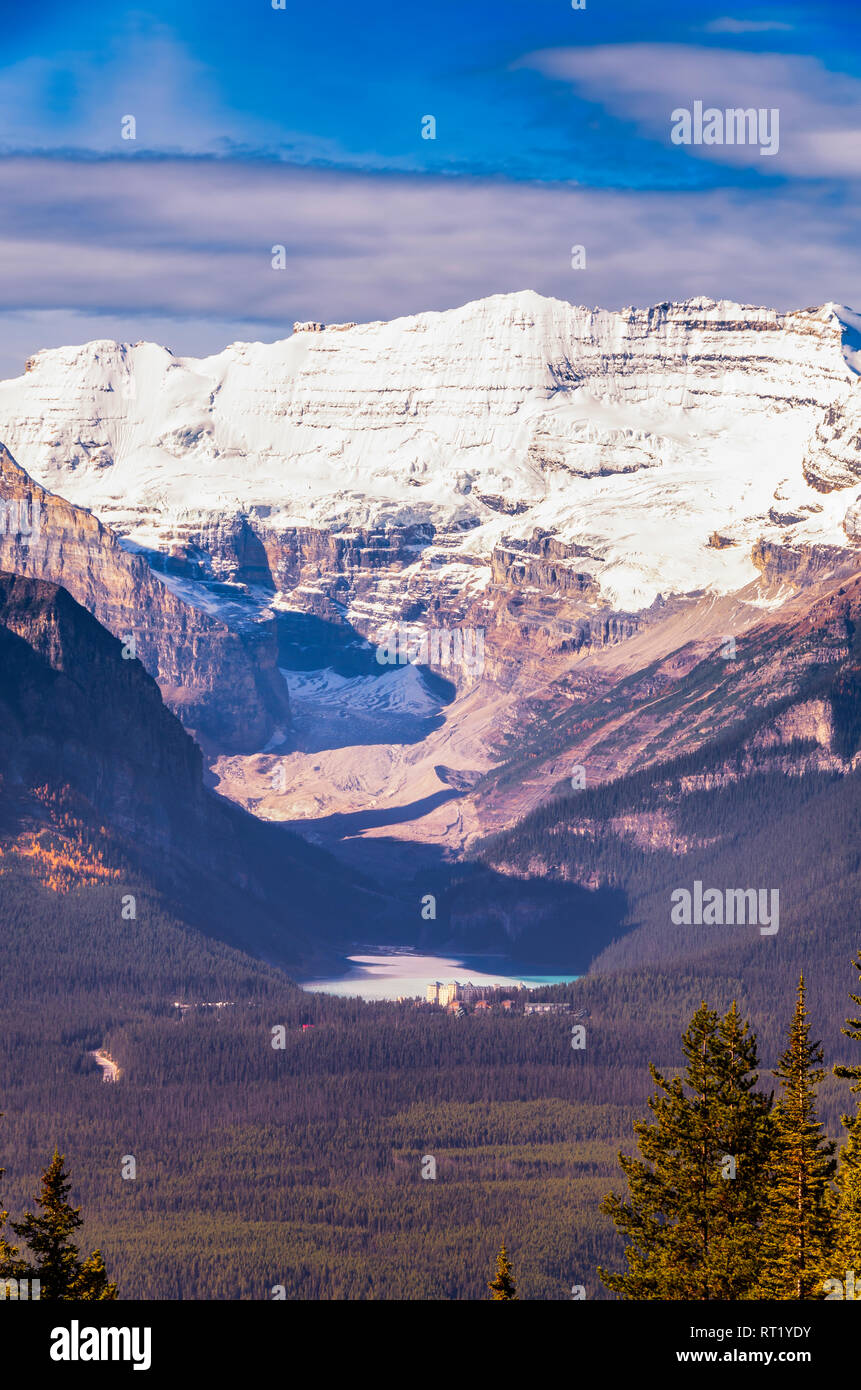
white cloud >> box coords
[517,44,861,178]
[0,155,857,383]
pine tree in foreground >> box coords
[488,1241,517,1300]
[12,1149,117,1300]
[834,950,861,1272]
[756,975,835,1299]
[599,1001,774,1300]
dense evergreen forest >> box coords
[1,828,860,1298]
[0,862,633,1298]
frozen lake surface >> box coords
[303,951,577,1001]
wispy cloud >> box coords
[0,155,857,382]
[0,24,284,158]
[704,19,795,34]
[518,45,861,177]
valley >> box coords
[1,292,860,975]
[1,291,861,1301]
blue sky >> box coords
[0,1,859,373]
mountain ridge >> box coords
[2,289,859,626]
[3,289,861,849]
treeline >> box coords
[2,837,860,1297]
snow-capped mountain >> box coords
[0,291,859,649]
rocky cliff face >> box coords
[0,570,203,847]
[803,392,861,493]
[0,572,391,971]
[1,290,860,803]
[454,564,861,850]
[0,445,289,751]
[0,293,858,688]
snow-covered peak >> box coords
[1,291,859,613]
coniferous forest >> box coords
[2,818,861,1300]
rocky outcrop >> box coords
[490,536,600,599]
[750,538,858,586]
[0,570,203,845]
[845,500,861,545]
[802,390,861,492]
[1,292,860,708]
[293,321,357,333]
[0,445,290,751]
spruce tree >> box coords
[832,1122,861,1278]
[0,1203,29,1283]
[834,950,861,1272]
[68,1250,118,1301]
[756,975,835,1299]
[12,1149,117,1300]
[599,1001,773,1299]
[488,1241,517,1300]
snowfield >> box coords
[0,290,859,614]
